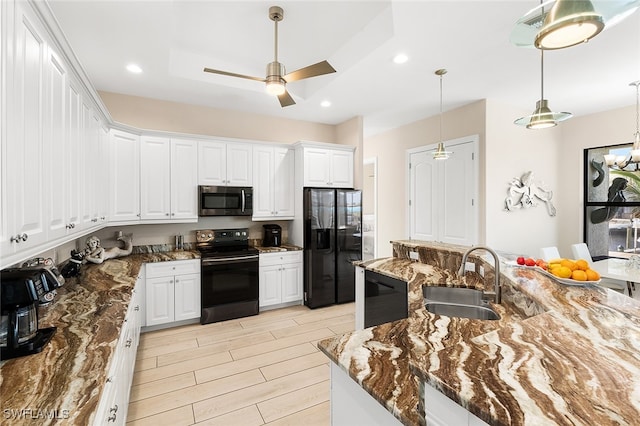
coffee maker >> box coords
[1,269,58,360]
[263,224,282,247]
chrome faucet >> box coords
[457,246,501,304]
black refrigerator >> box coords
[303,188,362,308]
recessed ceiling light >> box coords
[320,100,331,108]
[393,53,408,64]
[126,63,143,74]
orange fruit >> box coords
[572,270,587,281]
[553,266,573,279]
[575,259,589,271]
[560,259,578,271]
[585,269,600,281]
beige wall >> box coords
[99,91,338,144]
[484,99,562,256]
[364,101,486,257]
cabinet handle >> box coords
[110,405,118,414]
[126,338,132,348]
[21,233,28,242]
[134,305,140,311]
[92,218,98,222]
[137,213,141,217]
[10,235,20,243]
[101,216,106,220]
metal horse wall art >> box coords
[504,171,556,216]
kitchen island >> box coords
[0,250,199,425]
[318,240,640,425]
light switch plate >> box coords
[409,251,419,260]
[465,261,475,272]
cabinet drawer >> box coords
[146,259,200,278]
[260,251,302,267]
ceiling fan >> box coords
[203,5,336,107]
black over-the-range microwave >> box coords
[198,185,253,216]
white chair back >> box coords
[539,246,560,261]
[571,243,593,263]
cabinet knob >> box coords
[101,216,106,220]
[92,218,98,222]
[125,338,132,348]
[165,213,170,216]
[134,305,140,311]
[137,213,141,217]
[171,213,175,216]
[21,233,28,242]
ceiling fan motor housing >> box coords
[266,61,286,82]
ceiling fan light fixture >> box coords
[432,68,452,160]
[535,0,604,49]
[265,79,286,96]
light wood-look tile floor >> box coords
[126,302,355,425]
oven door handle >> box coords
[202,254,259,265]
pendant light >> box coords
[604,81,640,169]
[433,69,451,160]
[514,49,572,129]
[510,0,640,49]
[535,0,604,50]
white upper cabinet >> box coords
[301,145,354,188]
[198,141,252,187]
[2,1,48,255]
[170,138,198,220]
[140,136,197,221]
[110,129,140,223]
[252,145,294,220]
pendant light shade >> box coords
[514,50,572,129]
[433,68,451,160]
[510,0,640,49]
[535,0,604,49]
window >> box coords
[584,143,640,258]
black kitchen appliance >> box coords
[1,269,59,360]
[198,186,253,216]
[364,270,408,328]
[303,188,362,308]
[196,228,259,324]
[262,224,282,247]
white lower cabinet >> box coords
[145,259,201,326]
[93,283,143,425]
[259,251,303,309]
[422,382,488,426]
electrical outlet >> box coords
[465,261,475,272]
[409,251,419,260]
[479,265,485,277]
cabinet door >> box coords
[273,148,294,218]
[81,102,100,229]
[174,272,201,321]
[198,141,226,185]
[226,143,253,186]
[259,265,281,307]
[303,148,331,187]
[96,123,110,225]
[110,130,140,222]
[170,138,198,220]
[330,150,354,188]
[252,146,274,218]
[66,78,83,233]
[140,136,171,220]
[7,2,47,251]
[145,276,174,326]
[44,47,68,241]
[281,262,303,303]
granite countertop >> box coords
[318,241,640,426]
[0,250,199,425]
[253,244,303,253]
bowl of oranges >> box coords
[510,257,600,286]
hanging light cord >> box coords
[635,82,639,137]
[540,49,545,102]
[439,72,443,144]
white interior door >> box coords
[408,136,478,245]
[409,150,437,241]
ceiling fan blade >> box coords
[203,67,265,82]
[283,60,336,82]
[277,90,296,107]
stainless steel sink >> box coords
[423,286,485,306]
[424,302,500,320]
